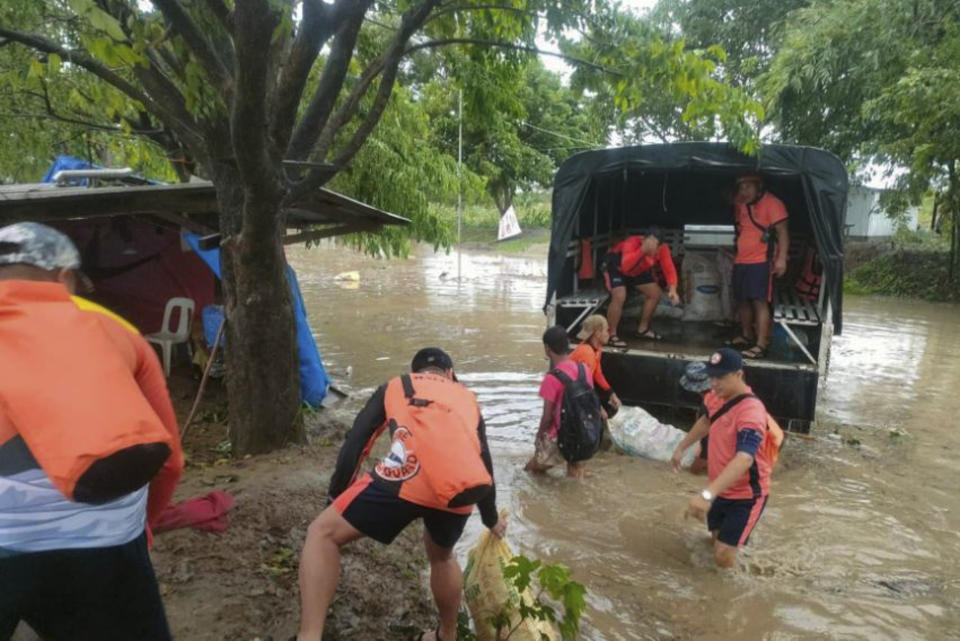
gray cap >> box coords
[0,222,81,271]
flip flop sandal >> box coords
[608,336,628,348]
[632,329,663,341]
[725,335,754,348]
[741,345,768,359]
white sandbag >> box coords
[716,249,735,320]
[608,406,698,467]
[681,251,724,321]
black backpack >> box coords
[550,363,604,463]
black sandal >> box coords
[608,335,627,348]
[725,335,754,348]
[632,328,663,341]
[741,345,768,359]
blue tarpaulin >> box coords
[182,235,331,407]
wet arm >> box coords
[536,398,556,439]
[327,384,387,500]
[774,221,790,268]
[675,415,709,456]
[706,429,762,496]
[475,416,499,528]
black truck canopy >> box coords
[547,142,848,332]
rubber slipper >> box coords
[632,329,663,341]
[741,345,768,359]
[725,335,754,348]
[607,336,627,348]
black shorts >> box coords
[0,532,171,641]
[707,495,768,548]
[601,254,655,291]
[732,262,773,302]
[333,474,469,548]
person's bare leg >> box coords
[753,299,772,348]
[635,282,662,334]
[738,300,755,341]
[422,531,461,641]
[566,462,586,479]
[297,506,364,641]
[714,541,738,568]
[606,286,627,339]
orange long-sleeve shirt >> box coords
[570,342,612,392]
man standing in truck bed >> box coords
[729,174,790,359]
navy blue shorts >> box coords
[333,475,469,548]
[601,255,655,291]
[732,262,773,302]
[0,532,171,641]
[707,495,768,548]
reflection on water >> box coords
[288,243,960,641]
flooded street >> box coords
[289,243,960,641]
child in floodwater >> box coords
[525,325,596,480]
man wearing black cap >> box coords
[680,348,773,568]
[600,227,680,347]
[296,348,505,641]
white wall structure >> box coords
[845,184,920,239]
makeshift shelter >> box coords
[0,157,410,406]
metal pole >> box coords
[457,88,463,283]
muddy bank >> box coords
[844,242,960,301]
[151,392,436,641]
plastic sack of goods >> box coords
[608,405,698,468]
[463,529,557,641]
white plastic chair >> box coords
[146,297,195,377]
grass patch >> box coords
[845,247,960,301]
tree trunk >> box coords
[214,165,303,456]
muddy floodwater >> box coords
[289,242,960,641]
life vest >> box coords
[375,373,493,513]
[795,248,822,302]
[763,414,785,470]
[0,281,173,504]
[578,239,595,280]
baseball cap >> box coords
[0,222,93,292]
[411,347,454,373]
[542,325,571,354]
[0,222,81,271]
[576,315,608,341]
[703,347,743,377]
[679,361,711,393]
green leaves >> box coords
[68,0,127,42]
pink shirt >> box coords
[539,360,594,439]
[706,386,770,499]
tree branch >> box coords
[203,0,234,33]
[405,38,620,75]
[287,0,440,203]
[152,0,234,96]
[282,2,370,160]
[231,0,281,210]
[0,27,205,152]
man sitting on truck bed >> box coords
[600,227,680,347]
[729,174,790,359]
